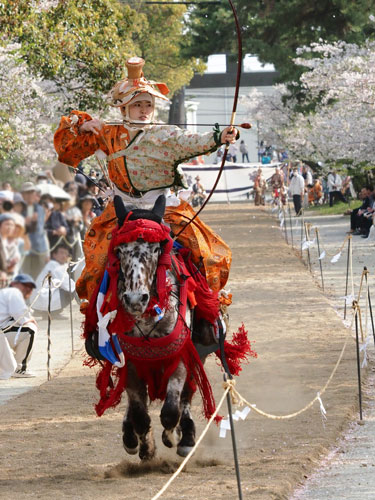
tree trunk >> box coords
[168,87,186,127]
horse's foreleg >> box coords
[177,383,196,457]
[124,363,156,461]
[122,406,139,455]
[160,361,186,449]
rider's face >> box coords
[124,99,154,122]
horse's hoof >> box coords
[139,443,156,461]
[124,445,139,455]
[123,420,139,453]
[162,428,181,448]
[123,433,139,453]
[177,445,194,457]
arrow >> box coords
[105,121,252,129]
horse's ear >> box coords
[152,195,166,221]
[114,195,128,226]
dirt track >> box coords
[0,204,359,499]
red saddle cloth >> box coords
[83,218,256,419]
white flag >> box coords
[330,252,341,263]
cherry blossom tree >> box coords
[241,39,375,169]
[0,44,60,178]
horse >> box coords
[83,195,254,461]
[85,194,219,461]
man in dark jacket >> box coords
[45,199,70,250]
[349,185,373,234]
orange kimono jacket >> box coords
[54,111,232,303]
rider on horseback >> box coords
[54,56,238,343]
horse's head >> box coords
[113,195,169,316]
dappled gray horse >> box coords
[113,195,202,460]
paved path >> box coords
[278,206,375,500]
[0,302,83,405]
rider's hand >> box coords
[80,119,104,135]
[221,127,238,144]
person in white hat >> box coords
[54,57,238,316]
[0,274,38,378]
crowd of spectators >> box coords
[0,166,110,378]
[256,162,356,216]
[0,166,107,286]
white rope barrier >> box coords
[150,259,368,499]
[27,234,82,256]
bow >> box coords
[175,0,242,238]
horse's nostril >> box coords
[141,293,149,303]
[124,294,131,305]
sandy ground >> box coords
[0,204,362,500]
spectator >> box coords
[0,273,38,377]
[302,164,313,187]
[349,186,373,234]
[64,182,84,261]
[327,170,347,207]
[98,176,110,193]
[31,245,76,314]
[353,186,375,238]
[289,166,305,215]
[279,150,288,162]
[86,179,103,216]
[301,164,313,207]
[20,182,49,280]
[44,198,70,251]
[78,195,96,238]
[39,193,54,222]
[240,140,249,162]
[0,214,21,280]
[258,141,266,163]
[253,168,267,206]
[228,142,238,163]
[358,205,375,239]
[73,162,88,197]
[13,192,26,215]
[8,213,29,276]
[213,146,224,164]
[190,176,206,208]
[341,175,356,200]
[308,179,323,206]
[321,177,329,204]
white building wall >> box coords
[185,85,275,163]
